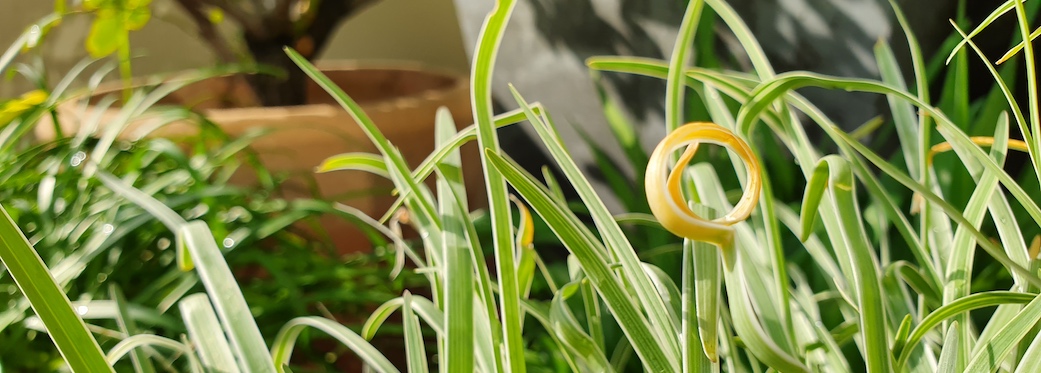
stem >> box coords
[118,30,132,103]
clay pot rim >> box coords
[78,60,471,116]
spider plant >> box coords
[6,0,1041,372]
[0,15,415,372]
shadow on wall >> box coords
[529,0,685,121]
[453,0,1024,213]
[524,0,947,131]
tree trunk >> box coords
[244,33,309,107]
[233,0,379,107]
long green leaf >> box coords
[1012,0,1041,189]
[666,0,705,132]
[109,285,156,373]
[896,292,1037,368]
[284,49,441,233]
[817,156,890,372]
[937,322,963,372]
[485,149,674,372]
[1014,327,1041,373]
[179,222,275,372]
[361,296,446,340]
[508,85,682,370]
[965,294,1041,373]
[684,236,716,371]
[550,281,614,372]
[0,14,61,76]
[378,105,543,224]
[178,293,239,373]
[315,152,389,178]
[470,0,527,369]
[105,335,199,370]
[0,204,114,372]
[401,291,429,373]
[434,106,474,373]
[270,317,399,373]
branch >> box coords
[267,0,296,34]
[173,0,238,63]
[195,0,269,37]
[274,0,294,22]
[299,0,380,58]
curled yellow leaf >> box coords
[926,136,1029,167]
[645,122,762,248]
[509,195,535,248]
[911,136,1030,215]
[0,90,48,125]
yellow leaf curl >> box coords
[911,136,1030,214]
[645,121,762,248]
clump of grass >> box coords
[5,0,1041,372]
[0,15,418,372]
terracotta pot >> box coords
[37,62,484,254]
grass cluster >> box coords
[3,0,1041,372]
[0,13,417,373]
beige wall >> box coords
[0,0,471,97]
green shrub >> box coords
[5,0,1041,372]
[0,16,417,372]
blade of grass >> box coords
[104,335,198,370]
[936,322,963,372]
[550,281,614,372]
[434,107,474,373]
[517,299,583,372]
[361,296,446,339]
[690,205,720,364]
[874,40,921,179]
[178,293,240,373]
[965,294,1041,373]
[377,105,544,224]
[944,113,1011,364]
[666,0,705,132]
[432,164,505,372]
[0,14,61,76]
[704,0,775,78]
[109,285,156,373]
[895,291,1037,368]
[1012,0,1041,189]
[719,238,810,373]
[1014,327,1041,372]
[401,291,429,373]
[270,317,400,373]
[315,153,390,178]
[284,48,442,238]
[468,0,527,369]
[179,222,275,372]
[508,86,682,370]
[578,262,604,352]
[803,156,891,372]
[946,0,1019,63]
[485,149,674,372]
[0,204,113,372]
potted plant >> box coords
[37,0,485,253]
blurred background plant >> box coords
[0,13,424,372]
[75,0,384,106]
[7,0,1041,371]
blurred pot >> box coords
[37,61,484,254]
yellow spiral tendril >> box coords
[645,122,762,248]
